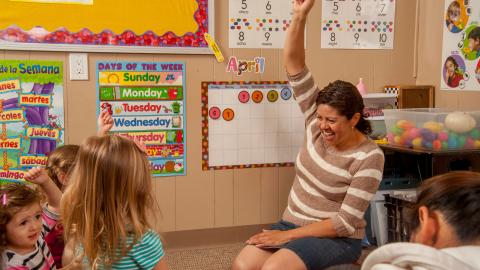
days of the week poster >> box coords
[96,61,186,177]
[0,60,64,184]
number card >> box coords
[201,81,304,170]
[229,0,293,48]
[440,0,480,91]
[96,61,187,177]
[321,0,396,49]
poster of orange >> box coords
[0,0,213,53]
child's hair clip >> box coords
[1,192,6,206]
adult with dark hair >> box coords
[362,171,480,270]
[232,0,384,269]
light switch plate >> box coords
[69,53,88,80]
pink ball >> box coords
[437,131,449,141]
[408,128,421,139]
[466,138,475,149]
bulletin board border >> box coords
[0,0,214,54]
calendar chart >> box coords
[229,0,293,48]
[321,0,396,49]
[202,82,304,170]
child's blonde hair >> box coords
[0,183,42,265]
[61,135,155,268]
[46,144,79,189]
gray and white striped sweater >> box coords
[282,67,385,239]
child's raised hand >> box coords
[293,0,315,18]
[24,166,51,186]
[98,110,114,136]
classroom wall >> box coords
[417,0,480,109]
[0,0,420,233]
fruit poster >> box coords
[0,0,212,54]
[441,0,480,91]
[0,60,64,184]
[97,61,186,177]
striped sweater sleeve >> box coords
[287,66,320,123]
[331,150,385,237]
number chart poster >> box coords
[441,0,480,91]
[201,81,304,170]
[97,62,186,177]
[0,0,211,53]
[321,0,396,49]
[0,60,64,184]
[229,0,293,48]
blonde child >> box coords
[0,168,62,269]
[61,135,168,269]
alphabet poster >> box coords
[229,0,293,48]
[441,0,480,91]
[0,60,64,184]
[321,0,396,49]
[201,81,304,170]
[0,0,212,54]
[97,62,186,177]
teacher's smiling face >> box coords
[316,104,358,148]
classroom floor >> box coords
[165,243,372,270]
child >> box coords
[445,1,463,33]
[43,144,80,269]
[61,135,168,269]
[43,110,113,268]
[0,168,62,269]
[468,26,480,58]
[444,56,464,88]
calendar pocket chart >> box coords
[96,61,186,177]
[321,0,396,49]
[229,0,293,48]
[202,82,304,170]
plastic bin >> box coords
[384,108,480,151]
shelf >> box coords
[366,116,385,120]
[362,93,397,99]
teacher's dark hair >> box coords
[316,80,372,135]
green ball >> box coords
[391,125,404,136]
[441,141,448,150]
[458,135,467,148]
[470,129,480,140]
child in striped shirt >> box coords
[61,135,168,270]
[1,167,62,270]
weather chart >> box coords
[97,61,186,177]
[321,0,396,49]
[0,60,64,184]
[202,82,304,170]
[229,0,293,48]
[441,0,480,91]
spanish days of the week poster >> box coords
[96,61,186,177]
[0,60,64,184]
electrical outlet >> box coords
[69,53,89,80]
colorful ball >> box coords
[474,140,480,149]
[457,135,467,148]
[390,125,404,136]
[394,135,402,145]
[448,137,458,149]
[422,141,433,149]
[386,132,395,143]
[470,128,480,140]
[437,131,449,141]
[412,138,423,149]
[407,128,421,140]
[432,140,442,151]
[420,128,436,141]
[423,121,443,133]
[466,138,475,149]
[397,120,415,130]
[441,141,449,150]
